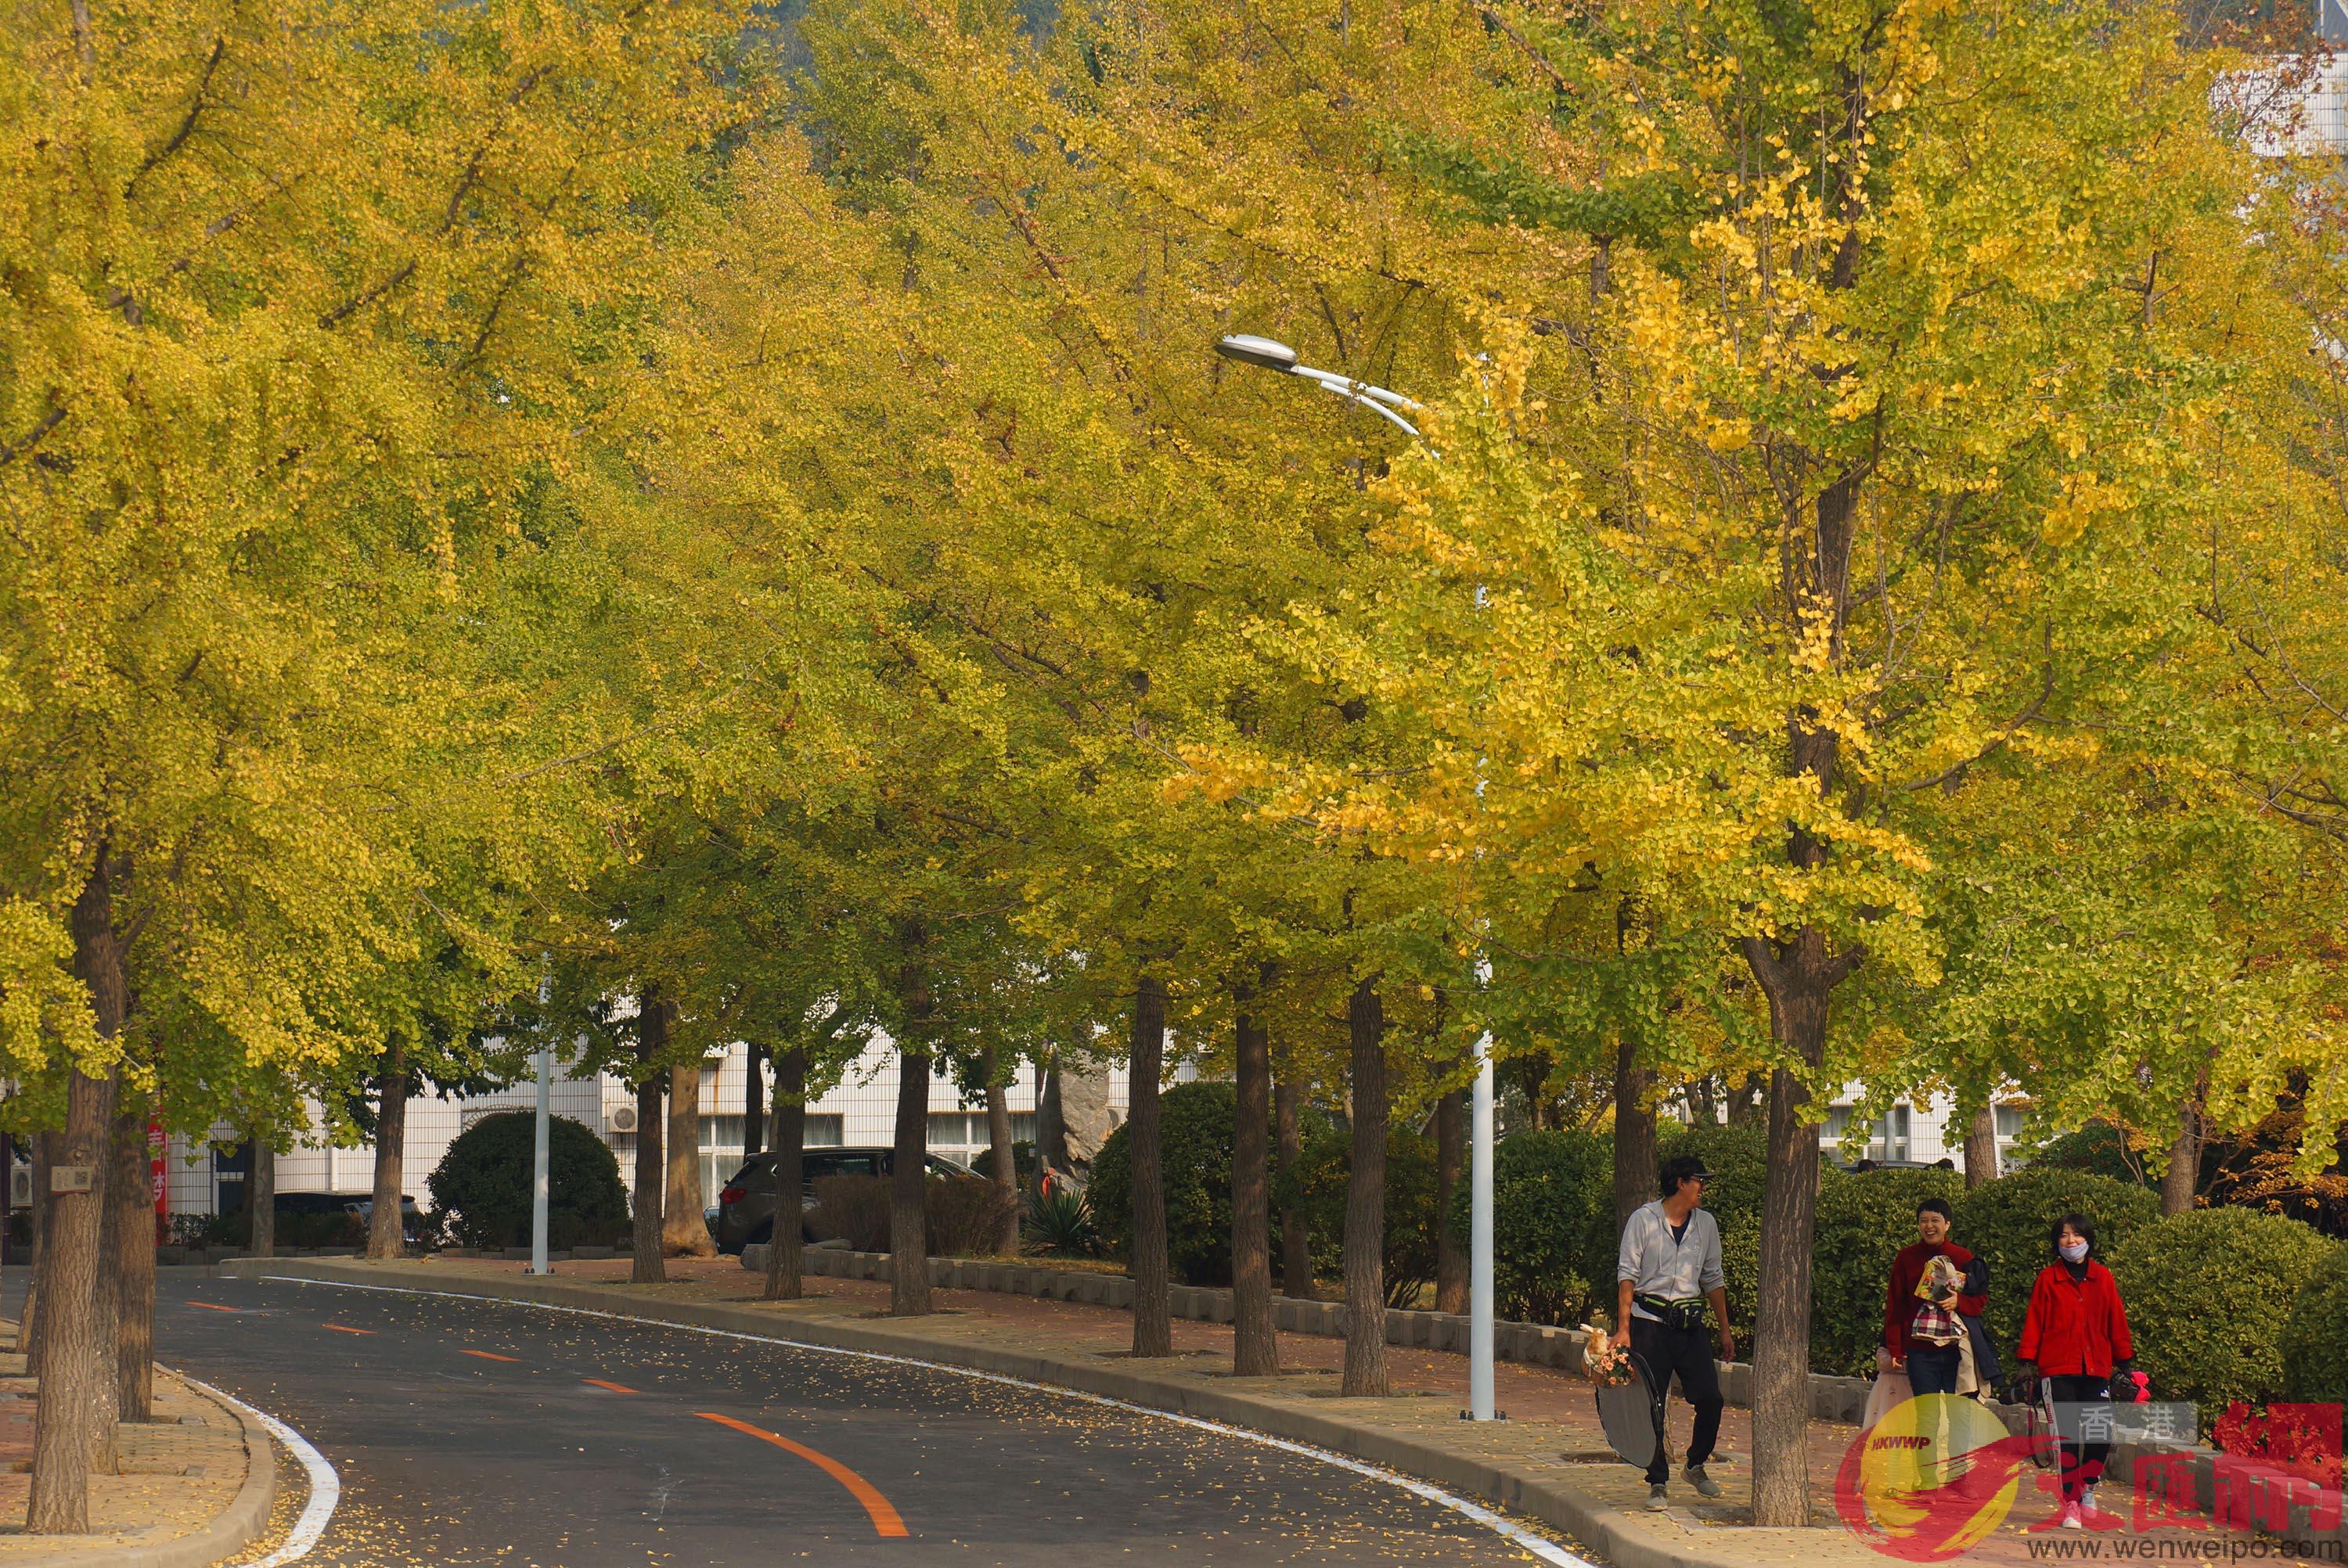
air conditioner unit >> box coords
[608,1105,639,1135]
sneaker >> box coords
[2059,1504,2083,1530]
[1684,1464,1723,1498]
[1647,1483,1669,1511]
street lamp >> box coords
[1213,333,1497,1423]
[1213,335,1424,438]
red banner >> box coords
[149,1116,167,1243]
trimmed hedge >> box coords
[1089,1082,1242,1286]
[2111,1208,2335,1422]
[1954,1166,2159,1350]
[1281,1123,1441,1307]
[1810,1166,1967,1377]
[1452,1128,1615,1326]
[2282,1244,2348,1404]
[427,1110,630,1250]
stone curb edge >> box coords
[215,1256,1824,1568]
[6,1367,275,1568]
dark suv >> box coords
[711,1147,967,1255]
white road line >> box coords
[258,1274,1597,1566]
[181,1373,342,1566]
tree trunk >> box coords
[742,1043,765,1162]
[1341,977,1389,1397]
[249,1140,275,1259]
[1127,975,1172,1358]
[109,1100,154,1422]
[1231,998,1277,1376]
[662,1045,714,1259]
[2162,1081,2205,1217]
[23,1131,52,1358]
[29,856,129,1534]
[1962,1103,2000,1189]
[1434,1088,1467,1316]
[889,1047,933,1316]
[1743,936,1838,1529]
[90,1110,119,1473]
[1612,1034,1658,1234]
[763,1047,805,1302]
[630,989,668,1286]
[366,1041,408,1261]
[1274,1070,1313,1300]
[983,1052,1019,1257]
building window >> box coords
[1823,1104,1910,1162]
[927,1111,1035,1155]
[1994,1105,2025,1140]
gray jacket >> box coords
[1616,1199,1725,1322]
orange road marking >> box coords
[582,1379,639,1394]
[458,1349,520,1363]
[324,1324,373,1336]
[695,1412,907,1537]
[189,1303,240,1313]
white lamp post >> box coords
[1213,334,1496,1422]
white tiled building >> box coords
[163,1039,1128,1220]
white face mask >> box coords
[2058,1239,2090,1264]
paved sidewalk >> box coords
[0,1325,273,1565]
[219,1253,2251,1568]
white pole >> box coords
[530,1045,551,1275]
[1470,1028,1496,1421]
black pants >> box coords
[2047,1373,2112,1503]
[1906,1342,1962,1397]
[1630,1316,1724,1484]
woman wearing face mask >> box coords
[2016,1213,2135,1527]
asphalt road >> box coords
[133,1271,1561,1566]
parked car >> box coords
[711,1147,968,1255]
[351,1196,430,1249]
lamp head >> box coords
[1214,334,1299,372]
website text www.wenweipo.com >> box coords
[2025,1538,2347,1563]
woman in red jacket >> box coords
[2016,1212,2135,1527]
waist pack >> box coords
[1637,1294,1709,1332]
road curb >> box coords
[5,1367,276,1568]
[217,1256,1838,1568]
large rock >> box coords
[1056,1058,1118,1168]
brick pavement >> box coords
[0,1326,257,1560]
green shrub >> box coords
[2111,1208,2335,1422]
[1810,1166,1965,1376]
[1089,1082,1243,1286]
[427,1111,631,1251]
[1954,1167,2159,1350]
[969,1139,1036,1186]
[2281,1245,2348,1404]
[807,1174,892,1250]
[1026,1185,1098,1257]
[2030,1121,2154,1187]
[1451,1129,1615,1326]
[1656,1120,1770,1342]
[1280,1123,1441,1307]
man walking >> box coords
[1612,1154,1734,1510]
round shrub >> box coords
[1089,1082,1242,1286]
[2282,1245,2348,1404]
[969,1139,1036,1186]
[2110,1208,2335,1422]
[1280,1123,1441,1307]
[1809,1166,1965,1376]
[1450,1129,1615,1326]
[427,1111,630,1251]
[1954,1167,2159,1350]
[1656,1120,1770,1342]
